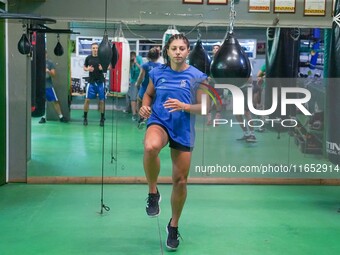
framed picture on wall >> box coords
[257,41,266,55]
[207,0,228,4]
[248,0,271,13]
[304,0,326,16]
[182,0,203,4]
[274,0,296,13]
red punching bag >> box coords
[210,32,251,87]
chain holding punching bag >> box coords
[188,34,211,76]
[210,0,251,86]
[326,0,340,164]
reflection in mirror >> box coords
[28,26,336,184]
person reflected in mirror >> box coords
[256,63,266,132]
[235,76,261,143]
[139,34,208,251]
[135,47,161,129]
[83,42,106,127]
[39,51,67,124]
[127,51,143,121]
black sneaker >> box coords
[246,135,257,143]
[59,117,68,123]
[100,118,105,127]
[236,135,250,141]
[166,219,181,251]
[146,189,161,217]
[38,117,46,124]
[83,118,88,126]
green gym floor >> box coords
[1,107,340,254]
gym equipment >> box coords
[265,27,300,119]
[111,43,119,69]
[54,34,64,56]
[210,0,251,87]
[326,0,340,164]
[98,0,112,74]
[98,32,112,74]
[188,31,211,76]
[17,33,31,55]
[162,25,179,51]
[31,31,46,117]
[109,32,130,94]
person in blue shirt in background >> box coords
[128,51,143,121]
[135,47,161,128]
[139,34,208,251]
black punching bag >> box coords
[31,32,46,117]
[327,0,340,164]
[17,33,31,55]
[210,32,251,87]
[188,39,211,76]
[54,41,64,56]
[265,27,300,119]
[98,32,112,73]
[111,43,119,69]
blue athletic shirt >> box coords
[139,61,162,99]
[148,65,207,148]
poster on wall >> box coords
[207,0,228,4]
[274,0,296,13]
[182,0,203,4]
[248,0,271,12]
[248,0,270,12]
[304,0,326,16]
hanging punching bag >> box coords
[265,27,300,119]
[326,0,340,164]
[54,41,64,56]
[210,32,251,87]
[17,33,31,55]
[188,39,211,76]
[110,36,130,94]
[31,32,46,117]
[98,32,112,73]
[111,42,119,69]
[162,25,179,50]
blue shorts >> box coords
[46,87,58,102]
[86,82,105,100]
[147,123,193,152]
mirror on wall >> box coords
[28,25,333,183]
